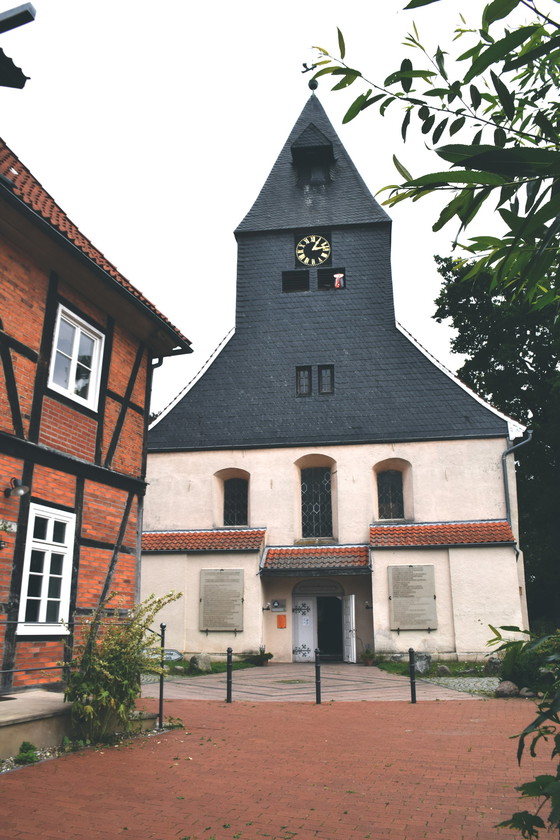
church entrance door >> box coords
[292,580,356,663]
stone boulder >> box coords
[436,664,452,677]
[519,687,536,699]
[190,653,213,673]
[495,680,519,698]
[484,656,502,676]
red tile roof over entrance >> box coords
[142,529,266,552]
[370,520,515,548]
[262,545,370,572]
[0,139,191,350]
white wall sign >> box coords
[388,565,437,630]
[199,569,244,631]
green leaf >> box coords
[421,114,435,134]
[404,0,442,7]
[337,27,345,61]
[401,108,412,142]
[432,117,448,145]
[483,0,521,27]
[331,71,361,91]
[418,104,430,120]
[384,69,436,86]
[342,91,373,124]
[400,57,413,93]
[436,145,560,178]
[435,47,447,80]
[393,155,413,182]
[534,111,559,143]
[449,116,466,136]
[494,127,507,147]
[504,32,560,71]
[407,170,506,187]
[464,26,540,83]
[490,70,515,120]
[470,84,481,110]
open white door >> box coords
[342,594,356,662]
[292,598,316,662]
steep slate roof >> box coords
[236,95,389,232]
[0,139,191,355]
[149,94,509,452]
[261,545,370,575]
[370,520,515,548]
[142,529,266,552]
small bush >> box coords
[14,741,39,765]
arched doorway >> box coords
[292,579,356,663]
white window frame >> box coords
[48,305,104,411]
[17,503,75,636]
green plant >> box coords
[489,625,560,837]
[64,591,180,743]
[249,646,273,665]
[358,644,375,664]
[14,741,39,765]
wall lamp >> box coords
[262,603,271,611]
[4,477,30,498]
[364,601,373,610]
[0,537,6,550]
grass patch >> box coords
[163,660,257,678]
[375,658,487,678]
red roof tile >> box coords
[370,520,515,548]
[262,545,370,572]
[142,529,266,552]
[0,140,191,352]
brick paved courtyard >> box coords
[0,697,553,840]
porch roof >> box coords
[370,519,515,548]
[142,528,266,552]
[261,545,370,576]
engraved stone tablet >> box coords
[200,569,244,631]
[388,565,437,630]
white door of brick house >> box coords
[292,597,316,662]
[342,594,356,662]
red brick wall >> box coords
[39,396,97,460]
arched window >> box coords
[223,477,248,526]
[377,470,404,520]
[301,466,332,538]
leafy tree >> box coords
[434,255,560,628]
[313,0,560,308]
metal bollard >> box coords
[226,647,233,703]
[408,647,417,704]
[315,648,321,705]
[159,623,166,728]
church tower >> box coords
[143,94,527,662]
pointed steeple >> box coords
[236,95,389,233]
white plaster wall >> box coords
[372,549,457,654]
[448,546,525,653]
[145,437,511,544]
[140,551,263,656]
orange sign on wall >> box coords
[277,614,287,629]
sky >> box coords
[1,0,513,414]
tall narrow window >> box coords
[282,270,309,293]
[224,478,248,526]
[49,305,104,410]
[17,503,75,635]
[296,366,312,397]
[377,470,404,519]
[318,365,334,394]
[301,467,332,538]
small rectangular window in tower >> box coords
[318,267,346,290]
[224,478,248,526]
[296,366,312,396]
[282,271,309,293]
[377,470,404,519]
[318,365,334,394]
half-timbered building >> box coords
[0,138,191,691]
[143,94,529,663]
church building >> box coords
[142,94,528,663]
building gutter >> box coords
[502,429,533,525]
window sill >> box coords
[16,623,70,637]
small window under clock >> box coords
[318,267,346,290]
[318,365,334,394]
[296,366,312,396]
[282,270,309,293]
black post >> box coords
[408,647,417,704]
[159,622,166,729]
[226,647,233,703]
[315,648,321,705]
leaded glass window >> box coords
[301,467,332,538]
[224,478,248,526]
[377,470,404,519]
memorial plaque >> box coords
[199,569,244,631]
[388,565,437,630]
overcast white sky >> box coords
[1,0,516,413]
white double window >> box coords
[17,504,75,635]
[49,305,104,410]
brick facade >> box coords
[0,138,191,690]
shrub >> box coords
[64,591,180,743]
[14,741,39,765]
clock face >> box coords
[295,234,331,266]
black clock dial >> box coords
[295,234,331,266]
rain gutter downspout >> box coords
[502,429,533,525]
